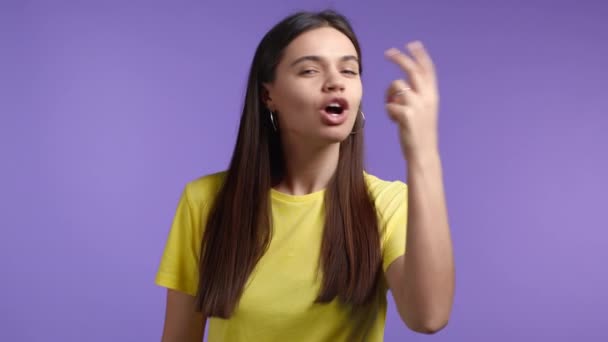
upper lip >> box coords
[320,97,349,111]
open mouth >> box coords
[322,98,349,115]
[325,103,345,115]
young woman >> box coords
[155,9,454,341]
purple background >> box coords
[2,1,607,341]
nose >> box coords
[322,71,345,93]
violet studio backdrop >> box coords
[1,0,607,341]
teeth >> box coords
[325,101,345,117]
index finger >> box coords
[384,47,424,92]
[406,41,437,84]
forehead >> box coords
[282,27,358,61]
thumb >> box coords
[385,102,407,127]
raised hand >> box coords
[384,41,440,160]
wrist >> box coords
[405,144,440,162]
[406,147,442,171]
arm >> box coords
[383,41,454,334]
[386,152,454,334]
[161,289,206,342]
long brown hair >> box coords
[195,10,381,319]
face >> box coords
[263,27,362,145]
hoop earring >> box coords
[350,110,366,135]
[269,110,278,132]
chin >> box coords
[318,127,352,144]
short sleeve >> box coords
[380,182,408,272]
[154,184,203,296]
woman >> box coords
[155,9,454,341]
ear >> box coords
[261,83,275,111]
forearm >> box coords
[402,150,454,329]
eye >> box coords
[342,70,359,76]
[299,69,318,75]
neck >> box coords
[274,137,340,196]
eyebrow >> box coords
[289,55,359,67]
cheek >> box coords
[276,86,317,114]
[284,89,312,107]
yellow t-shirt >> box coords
[155,171,407,341]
